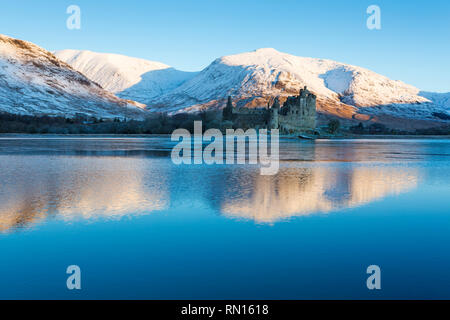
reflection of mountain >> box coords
[0,157,169,233]
[0,138,425,231]
[0,160,421,231]
[221,167,419,224]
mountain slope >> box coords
[149,48,448,128]
[419,92,450,109]
[47,45,449,129]
[0,35,146,119]
[54,50,197,104]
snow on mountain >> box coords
[419,92,450,109]
[54,50,197,104]
[0,34,146,119]
[149,48,448,127]
[20,41,448,128]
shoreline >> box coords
[1,133,450,140]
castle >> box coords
[223,86,317,134]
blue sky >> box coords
[1,0,449,92]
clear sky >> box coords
[1,0,449,92]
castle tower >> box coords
[306,92,316,116]
[223,96,234,121]
[300,86,308,98]
[269,97,280,129]
[304,90,317,130]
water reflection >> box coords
[1,138,449,300]
[221,166,419,223]
[0,155,420,232]
[0,156,169,232]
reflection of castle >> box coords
[221,167,419,224]
[223,86,317,134]
[1,159,420,231]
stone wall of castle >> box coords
[225,105,268,129]
[276,88,316,134]
[223,87,317,134]
[232,113,268,129]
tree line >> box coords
[0,111,227,134]
[0,112,448,135]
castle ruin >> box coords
[223,86,317,134]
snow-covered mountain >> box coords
[0,35,146,119]
[420,92,450,110]
[148,48,448,128]
[54,50,197,104]
[6,34,447,129]
[156,48,425,107]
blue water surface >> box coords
[0,137,449,299]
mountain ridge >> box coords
[148,48,449,129]
[0,34,146,119]
[54,49,198,104]
[2,34,449,129]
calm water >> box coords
[0,136,450,299]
